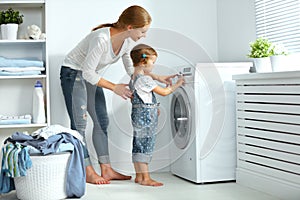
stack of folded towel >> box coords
[0,115,32,125]
[0,56,44,76]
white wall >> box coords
[46,0,256,174]
[47,0,152,126]
[47,0,156,174]
[0,0,256,174]
[217,0,256,61]
[46,0,221,174]
[47,0,219,124]
[149,0,219,62]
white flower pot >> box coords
[1,24,18,40]
[253,57,272,73]
[270,55,287,72]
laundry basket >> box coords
[14,152,71,200]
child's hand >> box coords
[156,74,177,86]
[176,76,185,86]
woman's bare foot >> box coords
[141,178,163,187]
[101,164,132,181]
[86,166,110,184]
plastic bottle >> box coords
[32,80,46,124]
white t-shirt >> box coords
[134,75,157,104]
[62,27,134,85]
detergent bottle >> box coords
[32,80,46,124]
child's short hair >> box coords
[130,43,157,66]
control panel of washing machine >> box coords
[178,67,194,84]
[178,67,193,77]
[182,67,193,76]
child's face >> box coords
[144,55,157,73]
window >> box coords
[255,0,300,53]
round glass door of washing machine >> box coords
[170,87,192,149]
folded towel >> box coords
[0,56,44,68]
[0,71,42,76]
[0,67,45,72]
[0,115,32,125]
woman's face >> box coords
[129,24,150,42]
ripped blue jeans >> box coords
[60,66,110,166]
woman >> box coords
[60,5,174,185]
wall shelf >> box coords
[0,123,47,129]
[0,40,45,44]
[0,75,46,79]
[0,0,49,132]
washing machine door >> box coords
[170,86,192,149]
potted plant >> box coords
[270,42,288,56]
[0,7,24,40]
[247,37,273,72]
[269,42,289,72]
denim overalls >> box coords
[129,74,159,163]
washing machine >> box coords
[170,62,252,183]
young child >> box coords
[129,43,184,186]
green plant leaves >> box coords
[247,38,272,58]
[0,8,24,25]
[270,43,289,56]
[247,37,289,58]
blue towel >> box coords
[0,56,44,68]
[18,147,32,176]
[12,143,22,177]
[0,70,41,76]
[0,115,32,125]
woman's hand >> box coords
[97,78,132,100]
[113,84,132,100]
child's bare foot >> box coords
[101,164,132,181]
[134,173,143,184]
[86,166,110,184]
[133,162,162,186]
[141,178,163,187]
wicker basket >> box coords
[14,152,71,200]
